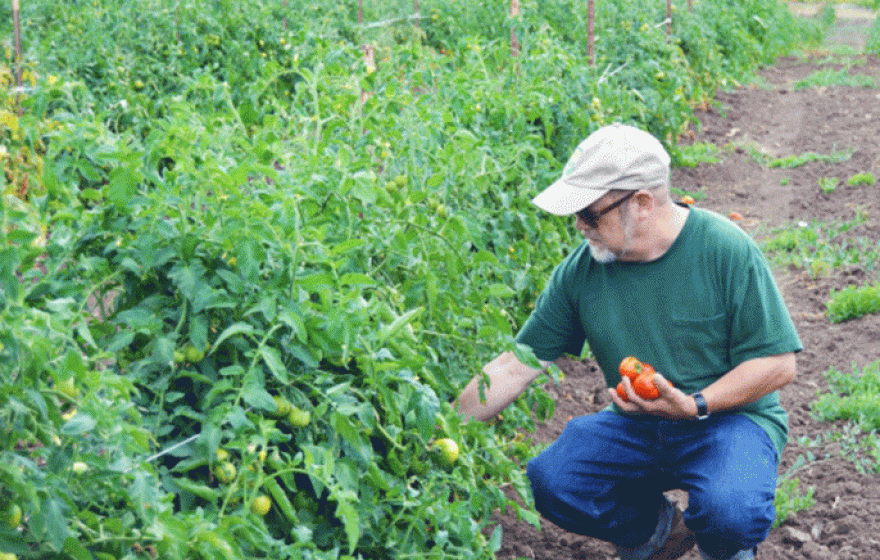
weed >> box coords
[773,476,816,528]
[826,283,880,322]
[846,172,877,187]
[764,149,853,169]
[761,214,879,278]
[794,68,877,90]
[673,142,722,168]
[813,362,880,430]
[818,176,838,194]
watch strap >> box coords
[692,392,710,420]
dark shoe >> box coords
[644,507,696,560]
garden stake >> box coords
[587,0,595,67]
[12,0,24,115]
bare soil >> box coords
[492,6,880,560]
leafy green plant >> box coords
[826,283,880,322]
[0,0,830,557]
[794,68,877,90]
[846,172,877,187]
[672,141,722,167]
[753,148,853,169]
[761,214,879,278]
[818,176,838,194]
[813,362,880,430]
[772,475,816,529]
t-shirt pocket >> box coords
[669,312,730,391]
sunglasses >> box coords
[575,191,636,228]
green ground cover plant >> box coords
[761,212,879,278]
[793,67,878,90]
[818,176,839,194]
[826,283,880,322]
[846,171,877,187]
[0,0,829,558]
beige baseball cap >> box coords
[532,123,670,216]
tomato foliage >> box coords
[1,1,823,558]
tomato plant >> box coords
[0,0,817,557]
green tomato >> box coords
[287,407,311,428]
[57,377,77,399]
[185,346,204,363]
[433,438,459,467]
[272,396,292,417]
[5,504,22,529]
[251,494,271,516]
[214,461,237,483]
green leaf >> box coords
[379,307,423,343]
[336,500,360,553]
[174,476,220,501]
[260,346,289,383]
[61,414,97,435]
[339,273,375,287]
[487,283,515,298]
[107,166,140,207]
[63,536,92,560]
[34,496,68,551]
[211,322,255,352]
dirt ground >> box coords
[492,5,880,560]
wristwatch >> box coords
[692,392,710,421]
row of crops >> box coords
[1,1,832,559]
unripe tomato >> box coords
[287,407,311,428]
[185,345,204,363]
[433,438,459,467]
[216,448,230,462]
[71,461,89,474]
[0,552,17,560]
[251,494,271,516]
[273,396,292,417]
[5,504,22,529]
[214,461,237,483]
[58,377,77,399]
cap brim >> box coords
[531,177,608,216]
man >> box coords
[456,124,802,560]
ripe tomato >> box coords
[619,356,642,381]
[632,374,660,400]
[681,195,695,205]
[640,363,656,377]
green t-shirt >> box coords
[516,206,803,456]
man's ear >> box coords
[633,190,656,213]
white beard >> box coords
[588,241,618,263]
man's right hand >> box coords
[455,351,552,422]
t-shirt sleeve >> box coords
[726,242,803,365]
[515,253,587,361]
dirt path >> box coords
[493,6,880,560]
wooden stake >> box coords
[510,0,520,57]
[666,0,672,34]
[12,0,23,115]
[358,0,363,25]
[413,0,420,29]
[587,0,595,67]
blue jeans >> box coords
[527,411,778,560]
